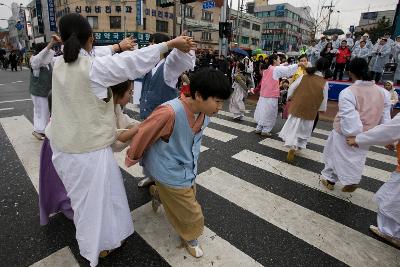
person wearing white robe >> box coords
[346,114,400,248]
[253,54,298,136]
[279,58,329,161]
[46,13,194,267]
[351,40,370,61]
[321,58,391,193]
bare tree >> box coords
[302,0,333,40]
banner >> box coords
[48,0,57,31]
[136,0,142,26]
[94,31,151,47]
[35,0,44,34]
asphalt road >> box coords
[0,68,399,267]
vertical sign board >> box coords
[36,0,44,34]
[276,5,285,17]
[48,0,57,31]
[136,0,142,26]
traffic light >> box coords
[158,0,174,8]
[219,22,232,39]
[180,0,197,3]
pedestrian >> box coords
[9,50,18,71]
[253,54,298,136]
[306,40,319,67]
[29,38,60,141]
[125,68,232,258]
[46,13,193,266]
[351,40,370,61]
[229,62,248,120]
[346,114,400,249]
[354,33,374,51]
[320,42,335,67]
[39,80,140,226]
[383,81,399,118]
[333,40,351,81]
[320,58,391,193]
[278,78,290,119]
[370,37,391,83]
[243,56,255,88]
[392,36,400,85]
[279,58,330,162]
[137,32,196,188]
[290,54,309,83]
[343,32,354,49]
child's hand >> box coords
[248,88,255,94]
[167,36,196,53]
[346,136,358,147]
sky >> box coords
[0,0,399,30]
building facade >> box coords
[228,8,262,50]
[7,2,29,49]
[253,2,313,52]
[355,9,395,33]
[27,0,57,45]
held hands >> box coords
[385,144,395,151]
[167,36,196,53]
[248,88,255,94]
[346,136,358,147]
[48,34,61,49]
[117,36,137,52]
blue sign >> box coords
[136,0,142,26]
[48,0,57,31]
[202,0,216,9]
[94,31,151,47]
[15,22,24,30]
[276,5,285,17]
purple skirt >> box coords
[39,138,73,225]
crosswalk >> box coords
[1,106,399,267]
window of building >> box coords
[241,36,249,44]
[187,30,193,37]
[242,20,250,29]
[143,18,146,30]
[252,23,260,31]
[109,16,121,29]
[87,16,98,29]
[156,20,168,33]
[251,38,259,45]
[201,31,212,41]
[185,5,194,18]
[202,10,212,21]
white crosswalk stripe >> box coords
[260,138,390,183]
[133,203,263,267]
[232,149,377,212]
[309,136,398,166]
[2,112,399,267]
[196,167,400,267]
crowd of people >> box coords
[25,13,399,267]
[0,49,24,71]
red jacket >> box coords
[336,47,351,64]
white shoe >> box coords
[184,240,204,258]
[138,177,154,188]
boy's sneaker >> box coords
[261,131,272,137]
[255,125,263,134]
[138,177,154,188]
[320,178,335,190]
[184,239,204,258]
[287,149,296,162]
[149,185,160,213]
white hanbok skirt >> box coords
[229,85,246,116]
[254,97,278,132]
[133,80,142,105]
[321,130,369,185]
[31,95,50,133]
[51,144,134,267]
[374,171,400,238]
[279,115,314,149]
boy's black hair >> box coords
[189,68,232,100]
[237,62,245,72]
[110,80,132,100]
[34,42,48,55]
[297,54,308,61]
[149,33,170,44]
[349,57,372,81]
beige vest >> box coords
[333,82,384,134]
[50,56,116,153]
[288,74,326,120]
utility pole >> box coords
[322,0,335,31]
[219,0,228,56]
[236,0,244,46]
